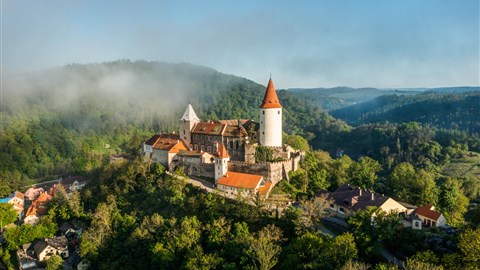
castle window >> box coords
[193,144,198,151]
[262,132,265,135]
[278,110,280,114]
[183,130,185,135]
[262,111,265,115]
[207,146,211,152]
[229,141,233,149]
[339,207,345,213]
[201,145,205,151]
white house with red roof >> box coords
[217,172,267,198]
[414,204,446,228]
[24,192,52,225]
[143,133,189,170]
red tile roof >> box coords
[25,192,52,217]
[145,134,188,153]
[192,122,226,135]
[260,79,282,109]
[218,172,263,189]
[415,204,442,221]
[217,143,229,159]
[216,119,249,126]
[223,125,248,137]
[258,182,273,196]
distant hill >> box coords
[331,91,480,134]
[285,87,419,111]
[285,86,479,111]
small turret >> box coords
[214,141,229,185]
[179,104,200,147]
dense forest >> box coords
[331,91,480,134]
[1,61,479,269]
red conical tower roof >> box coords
[217,143,229,159]
[260,79,282,109]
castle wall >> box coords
[228,158,295,184]
[244,144,257,163]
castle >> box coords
[143,78,303,197]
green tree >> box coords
[0,203,18,231]
[182,245,222,270]
[284,134,309,151]
[458,227,480,268]
[248,224,283,270]
[46,254,64,270]
[389,163,438,205]
[331,155,353,188]
[255,146,275,163]
[349,157,381,189]
[439,178,469,226]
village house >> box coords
[319,184,448,231]
[24,187,44,203]
[144,133,189,170]
[413,204,447,229]
[319,184,408,218]
[24,192,52,225]
[143,78,304,199]
[33,236,69,262]
[17,243,38,270]
[217,172,268,198]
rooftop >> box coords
[260,79,282,109]
[217,172,263,189]
[415,204,442,220]
[318,184,390,212]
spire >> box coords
[216,142,229,159]
[260,78,282,109]
[180,104,200,122]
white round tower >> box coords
[259,79,282,147]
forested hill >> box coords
[0,60,347,192]
[331,91,480,134]
[285,87,419,111]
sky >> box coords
[2,0,479,88]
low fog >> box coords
[3,61,213,116]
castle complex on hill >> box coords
[143,78,304,197]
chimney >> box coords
[371,193,375,201]
[359,189,362,196]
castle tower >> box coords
[259,78,282,147]
[214,142,229,184]
[179,104,200,147]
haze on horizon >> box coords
[3,0,479,89]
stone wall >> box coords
[244,143,257,163]
[228,158,296,184]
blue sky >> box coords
[3,0,479,88]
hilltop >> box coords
[331,91,480,134]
